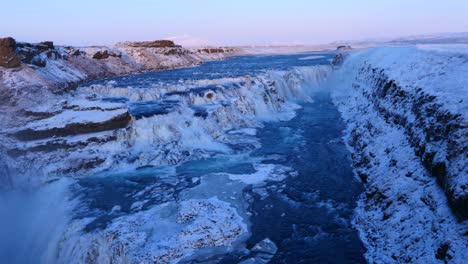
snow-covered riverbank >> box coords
[331,45,468,263]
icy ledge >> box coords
[331,46,468,263]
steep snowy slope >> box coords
[331,46,468,263]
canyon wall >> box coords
[331,46,467,263]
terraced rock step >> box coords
[12,101,131,141]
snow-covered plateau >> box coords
[0,39,467,264]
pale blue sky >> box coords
[2,0,467,46]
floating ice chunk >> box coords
[106,197,246,263]
[240,238,278,264]
[110,205,121,214]
[251,238,278,255]
[228,164,293,185]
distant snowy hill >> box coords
[332,32,468,46]
[389,32,468,44]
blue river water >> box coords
[244,92,366,263]
[79,52,367,263]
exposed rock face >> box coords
[3,100,132,174]
[40,41,54,49]
[16,41,60,67]
[0,37,21,68]
[121,40,180,48]
[13,108,131,141]
[92,50,122,59]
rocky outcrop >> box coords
[0,37,21,68]
[11,101,132,141]
[16,41,60,67]
[92,50,122,59]
[121,40,180,48]
[13,109,131,141]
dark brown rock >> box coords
[39,41,54,49]
[163,47,187,56]
[92,50,122,60]
[13,110,132,141]
[0,37,21,68]
[124,40,180,48]
[93,50,109,59]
